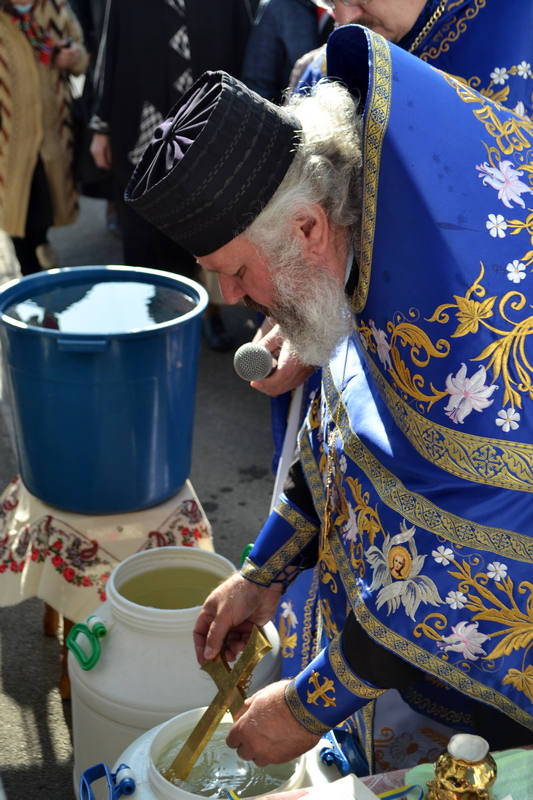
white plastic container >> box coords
[79,707,342,799]
[69,547,281,797]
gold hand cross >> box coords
[165,625,272,783]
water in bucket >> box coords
[157,722,298,798]
[5,281,196,332]
[118,566,221,609]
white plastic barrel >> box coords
[79,708,342,799]
[69,547,282,797]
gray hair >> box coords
[244,80,363,259]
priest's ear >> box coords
[291,203,330,260]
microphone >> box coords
[234,342,276,381]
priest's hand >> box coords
[227,680,322,766]
[250,324,316,397]
[193,572,283,664]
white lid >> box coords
[447,733,490,762]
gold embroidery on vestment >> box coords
[321,365,533,561]
[307,670,337,707]
[417,0,487,62]
[366,355,533,493]
[285,681,331,735]
[240,500,318,585]
[326,523,533,731]
[355,31,391,314]
[330,634,386,700]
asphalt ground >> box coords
[0,196,275,799]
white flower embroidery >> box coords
[444,364,497,425]
[432,546,454,566]
[343,503,358,544]
[514,101,526,118]
[339,454,348,474]
[446,591,467,610]
[490,67,509,85]
[517,61,532,78]
[487,561,508,582]
[366,520,444,621]
[359,332,369,351]
[437,621,489,661]
[369,320,392,370]
[477,162,533,209]
[496,408,520,432]
[486,213,507,237]
[281,600,298,628]
[506,260,527,283]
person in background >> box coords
[241,0,334,104]
[69,0,119,236]
[0,0,87,276]
[89,0,259,351]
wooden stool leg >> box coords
[60,617,74,700]
[43,602,59,636]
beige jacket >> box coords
[0,2,87,237]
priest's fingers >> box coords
[251,340,316,396]
[193,574,262,662]
[226,681,321,765]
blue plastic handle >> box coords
[79,763,135,799]
[57,338,109,352]
[320,729,369,777]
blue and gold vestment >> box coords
[242,23,533,768]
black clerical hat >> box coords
[125,71,301,256]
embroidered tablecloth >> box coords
[0,476,213,622]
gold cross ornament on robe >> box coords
[165,625,272,784]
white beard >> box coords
[269,252,353,367]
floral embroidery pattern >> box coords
[433,546,454,566]
[477,160,533,208]
[0,514,112,602]
[141,499,210,549]
[486,213,507,237]
[506,261,526,282]
[413,555,533,701]
[437,621,489,660]
[444,363,497,425]
[495,408,520,432]
[446,591,467,610]
[428,262,533,410]
[490,67,509,86]
[487,561,508,581]
[444,60,533,115]
[369,320,392,370]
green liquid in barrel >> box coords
[158,723,298,798]
[118,566,220,609]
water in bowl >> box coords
[4,281,197,333]
[158,722,297,798]
[118,566,220,609]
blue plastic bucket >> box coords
[0,266,208,514]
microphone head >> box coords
[234,342,273,381]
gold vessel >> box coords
[427,734,497,800]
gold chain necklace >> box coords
[408,0,448,54]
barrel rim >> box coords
[0,265,209,339]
